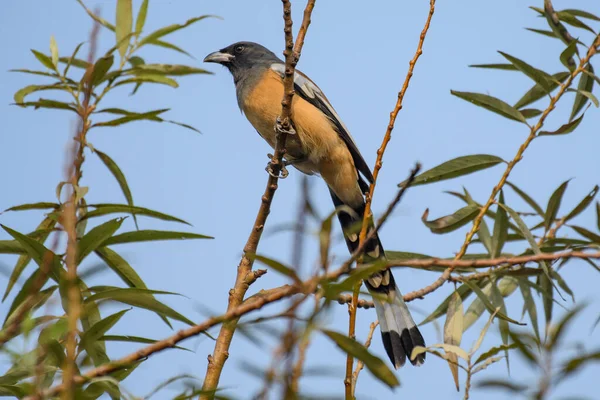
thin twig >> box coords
[411,33,600,302]
[351,321,378,394]
[31,246,600,399]
[345,1,436,390]
[62,18,100,399]
[200,1,316,397]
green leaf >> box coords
[94,149,138,228]
[564,186,599,222]
[92,109,168,127]
[474,344,518,366]
[451,90,526,123]
[114,74,178,88]
[249,254,300,283]
[13,84,74,104]
[59,55,89,70]
[63,42,85,76]
[94,247,147,289]
[148,39,192,57]
[556,11,595,33]
[135,0,149,34]
[519,278,540,340]
[3,217,56,301]
[16,99,77,112]
[499,203,551,280]
[76,0,116,31]
[469,63,517,71]
[549,305,584,348]
[420,283,474,325]
[539,113,585,136]
[49,36,59,68]
[492,191,509,258]
[100,335,188,351]
[596,202,600,231]
[76,218,125,264]
[520,108,543,119]
[83,204,189,225]
[560,9,600,21]
[31,49,56,70]
[561,351,600,376]
[506,181,545,217]
[0,241,25,255]
[571,64,595,121]
[545,180,570,231]
[463,280,524,325]
[421,205,479,234]
[85,288,195,326]
[477,219,493,255]
[90,55,115,86]
[116,0,133,59]
[560,41,578,72]
[0,225,61,280]
[514,72,570,109]
[79,309,129,351]
[498,51,554,91]
[525,28,559,39]
[540,274,553,330]
[4,202,59,212]
[400,155,503,187]
[138,15,215,47]
[321,329,399,387]
[463,281,492,332]
[444,291,464,391]
[102,230,212,246]
[475,379,528,393]
[571,225,600,244]
[130,64,212,76]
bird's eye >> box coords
[234,45,244,54]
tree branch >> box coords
[200,1,316,396]
[345,2,436,392]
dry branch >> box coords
[200,1,317,396]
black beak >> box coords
[203,51,234,64]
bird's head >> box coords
[203,41,281,76]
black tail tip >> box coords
[382,326,426,369]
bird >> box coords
[204,41,425,369]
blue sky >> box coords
[1,1,599,399]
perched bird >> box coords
[204,41,425,368]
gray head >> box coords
[204,41,282,83]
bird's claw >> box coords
[276,116,296,135]
[265,153,289,179]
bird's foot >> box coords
[276,116,296,135]
[265,153,289,179]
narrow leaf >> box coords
[539,113,585,136]
[492,191,509,258]
[250,254,300,283]
[571,64,594,121]
[565,186,599,222]
[49,36,59,68]
[519,278,540,340]
[91,55,115,86]
[451,90,526,123]
[514,72,570,109]
[95,150,136,226]
[444,291,464,391]
[421,205,479,234]
[76,218,125,264]
[506,181,545,217]
[138,15,214,47]
[83,204,189,225]
[321,329,399,387]
[102,230,212,246]
[135,0,149,34]
[94,247,147,289]
[31,50,55,70]
[400,155,503,187]
[545,180,569,231]
[115,0,133,59]
[463,280,524,325]
[76,0,116,31]
[560,41,578,72]
[498,52,553,91]
[469,63,517,71]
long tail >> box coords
[330,190,426,369]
